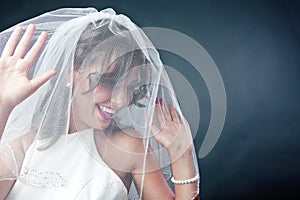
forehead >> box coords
[82,48,151,83]
[89,53,141,74]
[87,62,140,81]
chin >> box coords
[95,120,112,130]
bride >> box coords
[0,8,200,199]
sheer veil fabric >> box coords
[0,8,199,199]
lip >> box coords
[96,104,115,121]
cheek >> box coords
[94,86,112,100]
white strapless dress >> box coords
[6,129,128,200]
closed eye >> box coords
[87,72,119,89]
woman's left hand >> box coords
[149,98,193,158]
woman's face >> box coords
[69,64,138,133]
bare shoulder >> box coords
[110,128,145,153]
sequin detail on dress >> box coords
[19,167,66,188]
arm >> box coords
[0,25,55,198]
[131,141,198,200]
[132,146,175,200]
[0,24,56,140]
[146,98,200,200]
[168,145,199,200]
[0,131,35,199]
[0,180,15,200]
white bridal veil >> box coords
[0,7,199,199]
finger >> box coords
[14,24,35,58]
[160,98,171,121]
[30,70,56,92]
[147,116,158,133]
[155,97,166,127]
[169,103,180,123]
[1,26,23,57]
[148,117,171,148]
[147,116,161,138]
[24,31,48,67]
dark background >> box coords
[1,0,300,199]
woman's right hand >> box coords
[0,24,56,109]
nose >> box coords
[110,84,128,109]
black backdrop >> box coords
[1,0,300,199]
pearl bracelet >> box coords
[171,174,200,184]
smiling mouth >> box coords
[96,104,116,121]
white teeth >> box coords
[99,105,115,114]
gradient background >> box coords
[1,0,300,199]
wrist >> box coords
[0,94,17,111]
[168,144,194,163]
[0,102,14,115]
[168,144,199,186]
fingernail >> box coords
[41,31,48,36]
[15,26,22,31]
[159,98,163,104]
[155,97,159,104]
